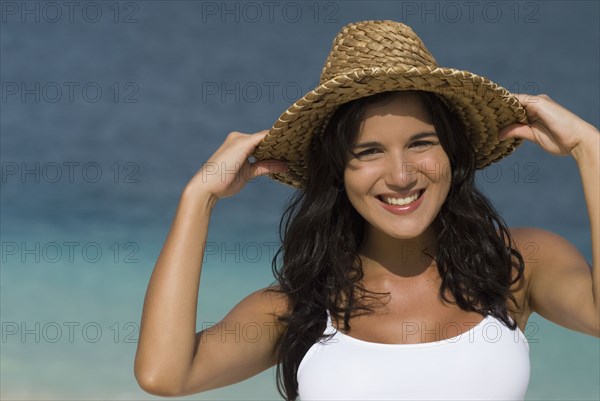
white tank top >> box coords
[298,309,530,400]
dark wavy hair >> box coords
[265,90,526,401]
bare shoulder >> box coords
[507,226,585,271]
[505,226,598,337]
[249,284,292,343]
[503,226,568,271]
[503,226,589,327]
[230,284,291,337]
[256,284,292,321]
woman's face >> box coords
[343,92,452,240]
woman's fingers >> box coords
[500,93,596,156]
[212,131,266,161]
[188,130,287,200]
[498,119,551,142]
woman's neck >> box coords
[358,221,440,281]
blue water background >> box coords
[1,1,599,399]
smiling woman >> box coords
[269,88,531,400]
[134,19,599,401]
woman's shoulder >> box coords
[504,226,599,337]
[223,285,291,331]
[253,284,292,323]
[503,226,561,284]
[498,225,567,258]
[505,226,581,263]
[222,285,291,353]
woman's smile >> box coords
[376,187,426,215]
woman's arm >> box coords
[572,131,600,319]
[134,131,290,395]
[134,188,216,393]
[499,94,600,337]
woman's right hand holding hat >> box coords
[498,94,599,157]
[186,130,289,201]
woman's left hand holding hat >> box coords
[498,93,599,158]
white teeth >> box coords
[382,191,421,206]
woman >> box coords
[134,21,599,400]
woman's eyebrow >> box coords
[352,132,438,149]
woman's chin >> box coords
[377,223,428,240]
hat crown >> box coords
[320,20,438,83]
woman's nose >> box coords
[383,155,419,187]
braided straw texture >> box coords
[253,20,528,189]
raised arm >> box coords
[499,94,600,337]
[134,131,289,395]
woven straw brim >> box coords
[253,65,528,189]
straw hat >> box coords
[252,20,528,189]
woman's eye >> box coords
[356,148,379,157]
[411,141,433,148]
[352,142,434,158]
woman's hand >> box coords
[186,130,288,200]
[498,94,599,157]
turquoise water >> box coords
[2,1,599,399]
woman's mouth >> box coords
[376,189,426,215]
[377,189,425,206]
